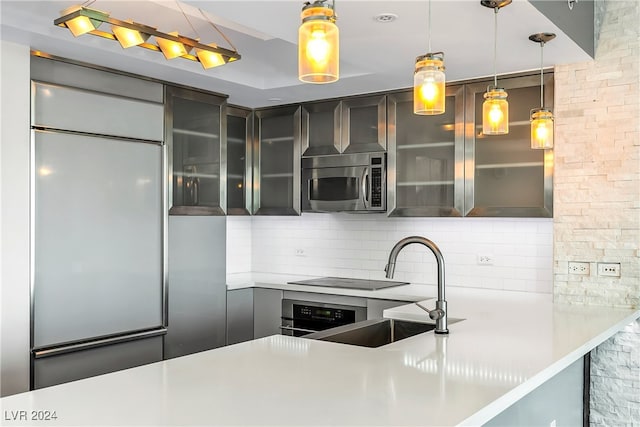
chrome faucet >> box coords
[385,236,449,334]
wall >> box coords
[553,0,640,424]
[229,215,553,293]
[0,40,31,396]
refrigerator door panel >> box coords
[34,130,163,348]
[33,335,163,389]
[165,216,226,359]
[33,82,163,142]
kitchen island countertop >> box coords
[1,281,638,426]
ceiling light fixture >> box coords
[54,4,241,70]
[529,32,555,150]
[298,0,339,84]
[480,0,511,135]
[414,0,445,115]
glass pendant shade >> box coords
[196,44,226,69]
[530,108,554,149]
[482,87,509,135]
[60,6,105,37]
[157,32,190,59]
[298,4,339,84]
[413,53,446,115]
[112,24,150,48]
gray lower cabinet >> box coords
[226,288,284,343]
[33,336,163,389]
[226,288,254,345]
[254,288,284,339]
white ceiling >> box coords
[0,0,593,108]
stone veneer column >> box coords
[553,0,639,425]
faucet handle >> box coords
[415,302,444,321]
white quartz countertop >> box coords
[2,279,638,426]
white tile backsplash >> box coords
[228,214,553,293]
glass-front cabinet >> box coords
[300,100,341,156]
[387,86,465,216]
[341,94,386,153]
[166,86,227,215]
[226,106,252,215]
[253,106,301,215]
[464,74,554,217]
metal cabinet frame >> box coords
[252,105,302,215]
[387,85,466,217]
[165,85,228,216]
[226,105,253,215]
[463,73,554,217]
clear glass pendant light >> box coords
[413,0,445,115]
[298,0,339,84]
[529,32,556,149]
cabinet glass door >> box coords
[341,94,386,153]
[226,107,252,215]
[301,100,341,156]
[253,106,301,215]
[166,86,227,215]
[388,86,464,216]
[464,74,554,217]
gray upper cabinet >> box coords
[166,86,228,215]
[464,74,554,217]
[387,86,465,217]
[300,100,341,156]
[341,94,387,153]
[226,106,253,215]
[253,105,302,215]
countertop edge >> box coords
[459,309,640,426]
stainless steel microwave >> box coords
[301,153,386,213]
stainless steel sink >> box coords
[304,318,437,348]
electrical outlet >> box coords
[568,261,590,275]
[294,248,305,257]
[477,254,494,265]
[597,262,621,277]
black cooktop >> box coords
[287,277,409,291]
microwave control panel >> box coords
[370,156,384,208]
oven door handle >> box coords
[279,325,320,334]
[361,166,369,208]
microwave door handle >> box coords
[361,167,369,208]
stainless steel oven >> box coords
[281,299,367,337]
[301,153,386,213]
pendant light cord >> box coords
[428,0,432,52]
[493,7,498,88]
[540,41,545,108]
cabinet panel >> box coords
[388,86,465,217]
[226,106,252,215]
[253,106,301,215]
[167,86,227,215]
[464,74,554,217]
[341,95,386,153]
[301,100,341,156]
[254,288,283,339]
[227,288,254,345]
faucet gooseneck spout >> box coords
[385,236,449,334]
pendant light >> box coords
[481,0,511,135]
[298,0,339,84]
[413,0,445,115]
[529,33,555,149]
